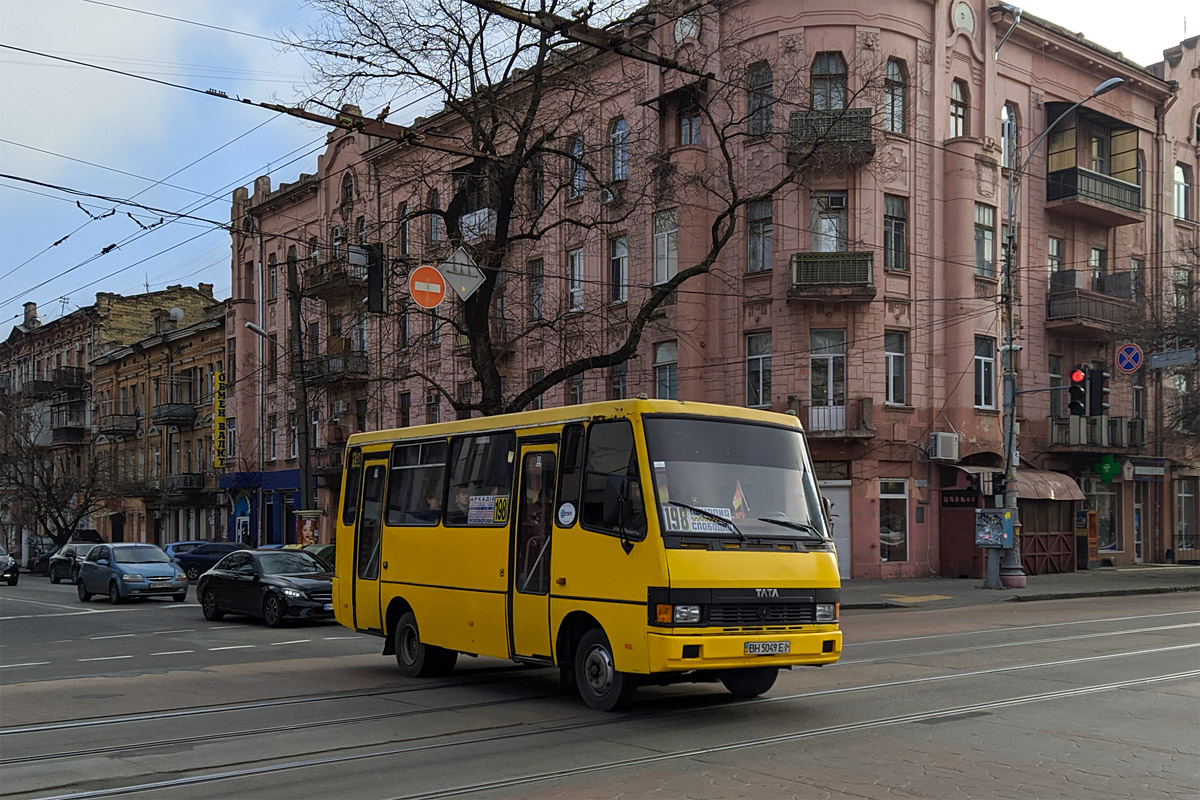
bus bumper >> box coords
[646,628,842,673]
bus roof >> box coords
[344,399,804,448]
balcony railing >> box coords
[789,251,875,300]
[98,413,138,435]
[53,367,86,392]
[1048,415,1139,450]
[1046,289,1133,335]
[311,446,345,476]
[1046,166,1142,226]
[150,403,197,427]
[797,397,875,438]
[21,379,55,400]
[787,108,875,169]
[165,473,205,492]
[301,255,368,299]
[50,402,88,444]
[304,351,368,384]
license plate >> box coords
[322,603,333,611]
[744,640,790,656]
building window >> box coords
[227,417,237,459]
[654,341,678,400]
[811,52,846,111]
[885,331,906,406]
[428,190,441,242]
[423,392,439,424]
[1175,268,1192,312]
[1049,355,1063,419]
[809,330,846,431]
[653,209,678,284]
[747,61,773,135]
[457,382,472,420]
[568,373,584,405]
[288,412,297,459]
[746,332,771,408]
[399,392,411,427]
[267,256,278,301]
[528,370,544,411]
[567,248,584,311]
[1086,480,1120,551]
[308,236,319,267]
[266,414,277,461]
[678,91,702,145]
[1131,257,1144,301]
[1091,134,1109,174]
[949,79,968,138]
[1001,103,1018,169]
[883,58,906,134]
[528,259,545,321]
[429,313,441,346]
[747,199,773,273]
[609,236,628,302]
[1089,246,1107,289]
[355,215,366,244]
[1132,370,1144,420]
[879,479,908,562]
[1175,163,1193,220]
[340,172,354,207]
[1048,237,1063,276]
[883,194,907,271]
[529,152,544,211]
[568,134,585,199]
[610,362,627,400]
[610,119,628,182]
[974,204,995,277]
[974,336,996,409]
[1178,478,1197,550]
[811,192,848,252]
[398,203,409,255]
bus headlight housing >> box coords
[673,604,701,624]
[815,603,837,623]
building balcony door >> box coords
[810,330,846,431]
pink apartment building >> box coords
[223,1,1199,577]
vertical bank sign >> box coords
[213,367,226,468]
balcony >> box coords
[304,350,368,385]
[301,254,367,300]
[98,413,138,436]
[787,108,875,170]
[1047,415,1141,452]
[1046,270,1135,338]
[150,403,197,427]
[1046,167,1142,227]
[458,208,497,242]
[311,446,345,476]
[165,473,205,492]
[20,379,55,400]
[53,367,86,393]
[50,401,88,444]
[788,251,876,301]
[797,397,876,439]
[116,479,159,497]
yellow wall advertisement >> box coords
[213,367,226,468]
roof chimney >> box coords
[23,302,41,329]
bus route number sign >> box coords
[661,506,733,533]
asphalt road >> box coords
[1,576,1197,799]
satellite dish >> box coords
[169,307,184,322]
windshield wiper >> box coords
[668,501,745,541]
[756,516,827,541]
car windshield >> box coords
[0,546,7,557]
[258,551,326,575]
[113,545,171,564]
[644,417,830,541]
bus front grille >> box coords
[708,603,815,626]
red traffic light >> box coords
[1070,369,1086,383]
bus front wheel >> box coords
[394,611,456,678]
[720,666,779,698]
[574,628,637,711]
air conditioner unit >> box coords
[332,400,349,415]
[929,432,960,461]
[827,194,847,210]
[598,186,619,205]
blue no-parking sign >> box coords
[1116,343,1142,374]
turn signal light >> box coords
[656,603,673,623]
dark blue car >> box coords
[174,542,250,580]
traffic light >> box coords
[1088,368,1111,416]
[1068,367,1088,416]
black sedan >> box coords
[197,549,333,628]
[48,543,91,584]
[174,541,250,580]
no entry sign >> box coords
[409,265,447,309]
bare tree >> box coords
[295,0,892,415]
[1136,244,1200,438]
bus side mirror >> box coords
[821,495,832,523]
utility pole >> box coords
[286,263,312,512]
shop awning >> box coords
[1016,469,1085,502]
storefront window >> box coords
[1178,478,1197,551]
[879,479,908,562]
[1086,482,1120,551]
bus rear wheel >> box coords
[720,666,779,698]
[393,611,456,678]
[574,628,637,711]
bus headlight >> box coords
[815,603,837,623]
[673,605,701,624]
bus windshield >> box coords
[643,417,830,541]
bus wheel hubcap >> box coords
[583,645,614,695]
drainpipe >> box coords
[1152,84,1178,561]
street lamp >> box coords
[992,76,1125,590]
[244,320,312,515]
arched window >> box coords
[1001,103,1018,169]
[747,61,773,135]
[1175,163,1193,221]
[949,80,968,138]
[428,190,442,242]
[609,119,628,182]
[568,134,585,198]
[398,202,409,255]
[884,59,906,134]
[1195,109,1200,142]
[340,172,355,207]
[811,52,847,111]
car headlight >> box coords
[175,572,188,581]
[122,574,145,582]
[281,588,305,599]
[815,603,837,623]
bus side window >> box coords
[581,420,647,538]
[384,440,447,526]
[341,448,363,526]
[556,423,585,519]
[445,432,515,527]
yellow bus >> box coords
[332,399,841,710]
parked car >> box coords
[48,543,91,584]
[163,540,208,561]
[1,546,18,585]
[25,536,56,574]
[174,541,250,580]
[69,530,103,544]
[198,549,333,627]
[303,543,335,570]
[77,543,188,604]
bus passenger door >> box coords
[510,446,557,659]
[353,461,387,632]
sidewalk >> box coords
[841,564,1200,610]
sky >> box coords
[0,0,1192,330]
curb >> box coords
[1005,585,1200,602]
[842,601,916,610]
